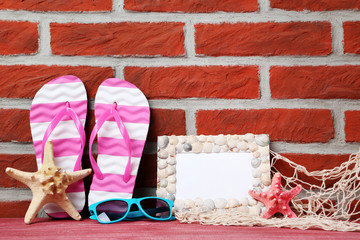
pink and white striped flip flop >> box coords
[88,78,150,205]
[30,75,87,218]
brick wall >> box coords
[0,0,359,217]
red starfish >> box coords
[249,173,302,219]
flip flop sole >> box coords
[30,75,87,218]
[89,78,150,205]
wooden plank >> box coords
[0,218,359,239]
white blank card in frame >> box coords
[175,152,253,200]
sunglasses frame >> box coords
[89,197,175,224]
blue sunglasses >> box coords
[89,197,175,224]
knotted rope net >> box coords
[176,150,360,231]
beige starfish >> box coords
[6,140,92,224]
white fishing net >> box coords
[176,150,360,231]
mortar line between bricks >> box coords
[113,0,125,13]
[0,99,32,109]
[0,188,32,201]
[1,11,360,23]
[144,141,360,155]
[0,140,358,155]
[114,65,125,79]
[37,20,51,56]
[1,56,360,67]
[270,142,360,154]
[148,99,360,111]
[330,18,345,56]
[259,64,271,100]
[330,104,343,143]
[0,142,35,154]
[2,98,360,111]
[184,21,195,58]
[334,105,347,144]
[317,103,345,144]
[185,108,197,135]
[258,0,270,13]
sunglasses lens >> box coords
[140,198,171,219]
[96,200,128,223]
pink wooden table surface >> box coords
[0,218,359,239]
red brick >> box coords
[0,0,112,12]
[270,0,360,11]
[344,21,360,54]
[0,201,31,218]
[345,111,360,142]
[0,65,114,99]
[0,154,36,188]
[148,109,186,142]
[86,109,186,142]
[124,0,258,13]
[0,109,31,142]
[135,154,157,188]
[196,109,334,143]
[274,153,350,188]
[0,21,38,55]
[270,66,360,99]
[124,66,259,99]
[51,22,185,57]
[195,22,331,56]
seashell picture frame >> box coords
[156,134,271,217]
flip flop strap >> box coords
[41,102,86,172]
[89,103,132,183]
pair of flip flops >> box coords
[30,76,150,218]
